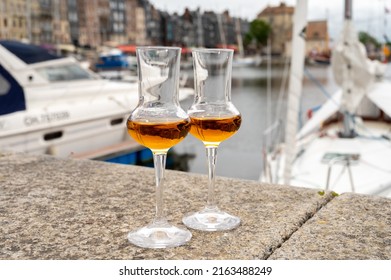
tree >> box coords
[358,31,380,49]
[243,33,253,48]
[245,19,272,52]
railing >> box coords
[325,156,355,193]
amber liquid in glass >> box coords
[189,115,242,146]
[127,119,190,152]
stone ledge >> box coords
[269,193,391,259]
[0,152,389,259]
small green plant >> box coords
[318,190,339,197]
[318,190,325,196]
[331,191,339,197]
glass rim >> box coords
[136,46,181,51]
[192,48,234,54]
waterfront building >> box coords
[0,0,28,41]
[284,20,329,58]
[181,8,198,47]
[134,5,147,45]
[67,0,79,46]
[77,0,99,48]
[53,0,71,45]
[257,2,329,58]
[108,0,126,44]
[0,0,249,51]
[162,11,182,46]
[199,10,248,49]
[144,1,162,45]
[220,11,236,46]
[305,20,329,55]
[124,0,137,44]
[27,0,39,44]
[257,2,294,55]
[97,0,110,45]
[202,11,219,48]
[38,0,54,44]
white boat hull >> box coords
[0,40,193,160]
[263,121,391,198]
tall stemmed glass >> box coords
[182,49,242,231]
[126,47,192,248]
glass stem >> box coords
[206,146,218,209]
[153,152,167,223]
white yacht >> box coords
[0,41,193,160]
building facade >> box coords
[258,2,329,57]
[53,0,71,45]
[0,0,249,51]
[257,2,294,55]
[181,8,199,47]
[305,20,329,55]
[124,0,138,44]
[202,11,219,48]
[221,11,236,46]
[0,0,28,41]
[67,0,79,45]
[109,0,126,44]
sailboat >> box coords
[260,0,391,198]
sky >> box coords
[149,0,391,42]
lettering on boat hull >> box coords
[24,112,70,126]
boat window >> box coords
[0,73,11,96]
[36,64,96,82]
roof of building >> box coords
[257,2,294,17]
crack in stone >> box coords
[265,194,336,259]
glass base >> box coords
[182,206,240,231]
[127,220,192,248]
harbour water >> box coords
[173,64,339,181]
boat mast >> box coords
[282,0,308,185]
[197,8,204,47]
[217,13,227,48]
[345,0,352,20]
[340,0,357,138]
[236,18,244,57]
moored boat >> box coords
[0,40,193,161]
[260,0,391,198]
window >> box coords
[0,74,11,96]
[68,12,78,22]
[36,64,96,82]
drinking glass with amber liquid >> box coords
[182,49,242,231]
[126,47,192,248]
